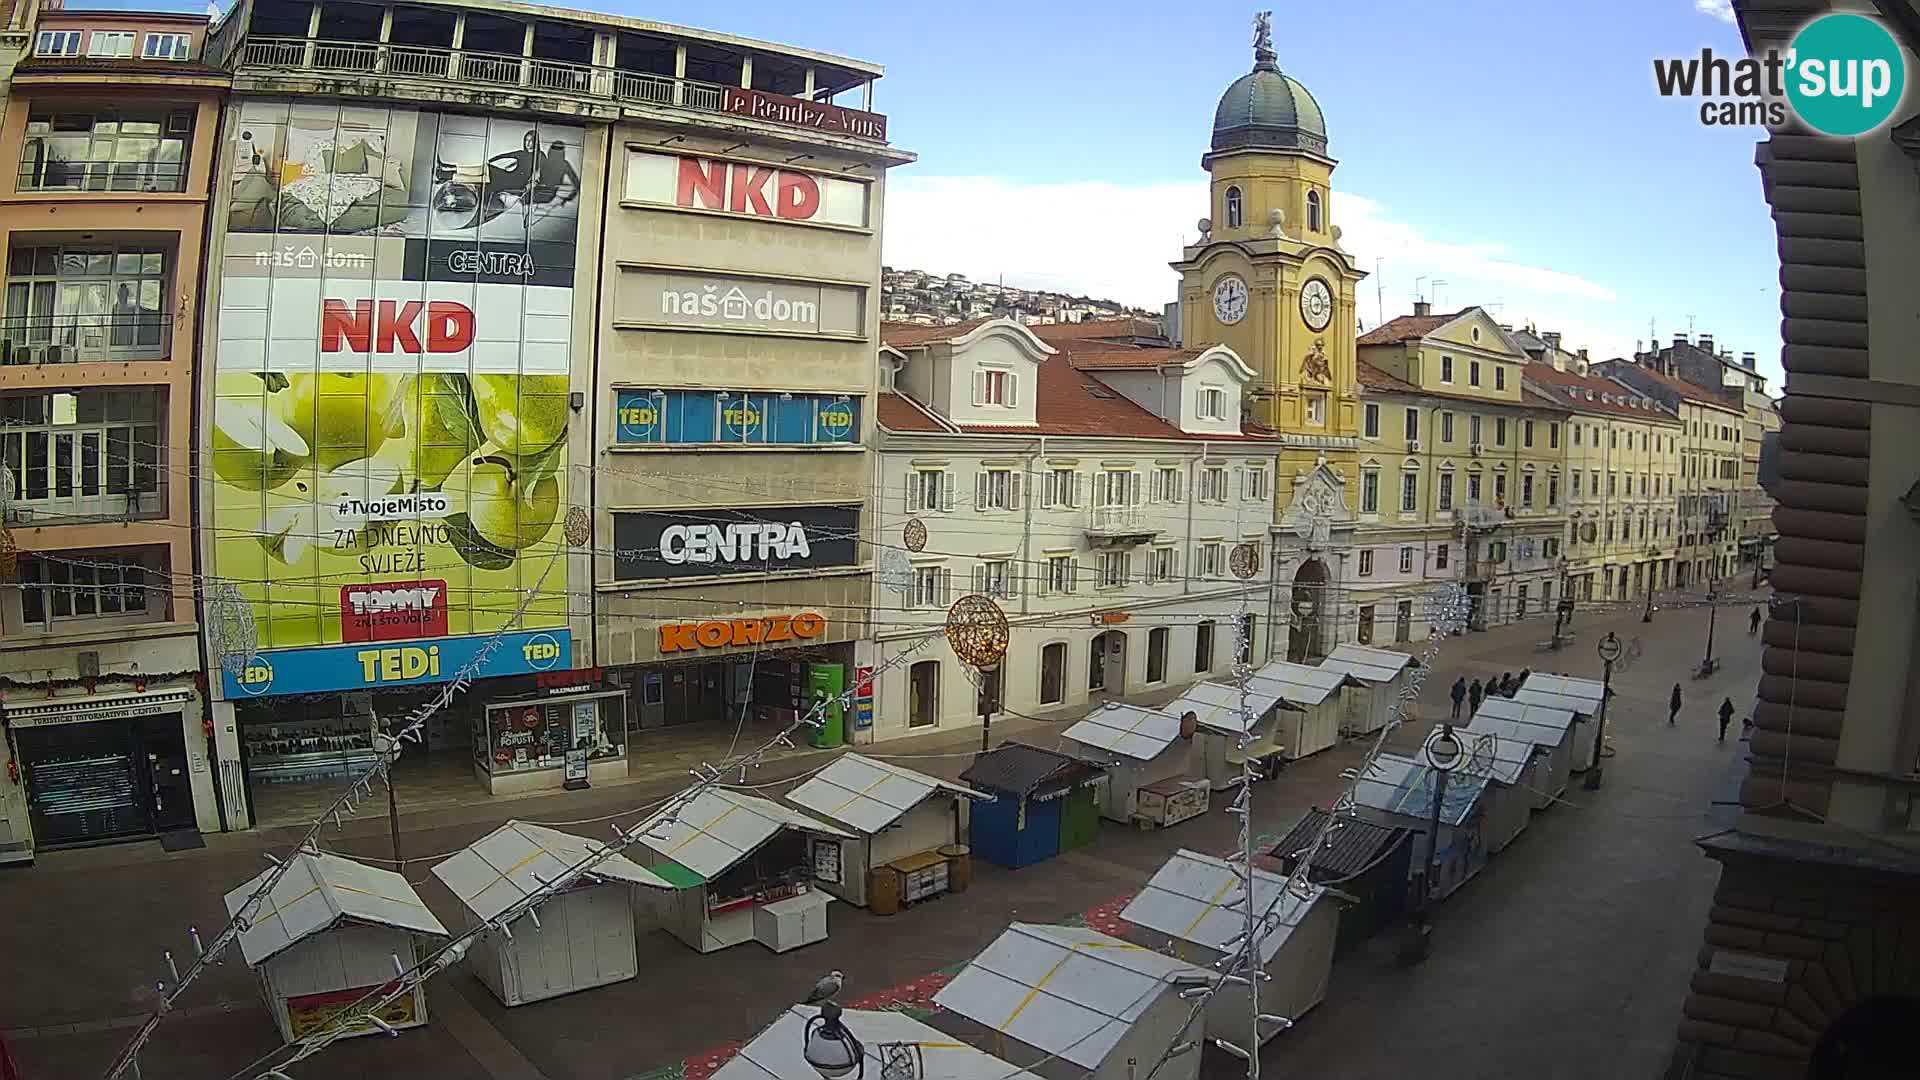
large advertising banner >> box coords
[212,101,583,698]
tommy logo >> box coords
[340,580,449,642]
[321,299,476,353]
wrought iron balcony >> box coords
[1084,505,1160,546]
[15,158,187,194]
[0,314,173,364]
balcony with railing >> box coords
[16,158,187,195]
[1084,504,1160,546]
[0,313,172,365]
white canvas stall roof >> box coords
[784,754,988,834]
[1469,697,1579,745]
[1121,849,1325,965]
[225,849,447,968]
[1457,730,1538,786]
[1518,673,1607,713]
[712,1004,1044,1080]
[1165,681,1286,736]
[1247,660,1356,706]
[935,923,1209,1070]
[1319,643,1417,684]
[1062,703,1184,762]
[1353,753,1488,826]
[634,788,853,882]
[432,821,672,923]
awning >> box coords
[4,688,194,728]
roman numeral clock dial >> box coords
[1212,274,1248,325]
[1300,276,1334,332]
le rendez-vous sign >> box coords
[721,87,888,143]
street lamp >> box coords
[1699,509,1728,677]
[1552,556,1573,650]
[804,1002,866,1080]
[1404,723,1464,965]
[1583,632,1623,791]
[1642,545,1659,623]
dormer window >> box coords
[87,30,135,59]
[142,33,192,61]
[1306,191,1322,232]
[35,30,81,57]
[1198,386,1227,421]
[1225,186,1243,229]
[974,368,1017,407]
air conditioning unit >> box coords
[1469,442,1484,456]
[1406,439,1421,452]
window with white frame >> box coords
[20,111,193,194]
[1098,550,1131,588]
[1358,549,1375,576]
[972,559,1014,599]
[1522,473,1535,506]
[1470,414,1483,445]
[1572,471,1583,498]
[1360,468,1379,514]
[1241,465,1269,501]
[1098,468,1141,508]
[1440,355,1454,383]
[1400,470,1418,512]
[87,31,135,58]
[5,244,172,354]
[1398,546,1414,573]
[1548,474,1560,506]
[1495,366,1507,391]
[1494,471,1508,504]
[35,30,81,56]
[1435,543,1450,569]
[1438,470,1454,510]
[1041,467,1079,508]
[1200,466,1229,503]
[1441,411,1454,443]
[1150,466,1182,504]
[19,551,153,626]
[1,390,161,515]
[1363,402,1380,438]
[1404,407,1420,442]
[1544,537,1560,558]
[1573,424,1583,447]
[974,368,1017,407]
[1146,546,1178,584]
[1043,555,1076,595]
[141,33,191,60]
[1495,417,1508,445]
[1305,392,1326,425]
[906,468,951,512]
[1198,386,1227,420]
[1470,359,1482,387]
[1198,541,1224,579]
[1523,419,1535,447]
[975,467,1022,511]
[1468,470,1483,501]
[909,564,951,608]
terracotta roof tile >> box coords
[1066,347,1202,371]
[1357,362,1564,413]
[880,319,994,347]
[1522,364,1678,421]
[1592,360,1744,411]
[1356,311,1463,346]
[1029,317,1163,343]
[876,392,950,433]
[1355,362,1417,393]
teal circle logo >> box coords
[1786,14,1905,137]
[522,633,563,671]
[237,654,275,696]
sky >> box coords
[144,0,1780,384]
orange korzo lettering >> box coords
[658,623,699,653]
[765,615,793,643]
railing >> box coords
[0,314,173,364]
[1087,506,1150,533]
[16,159,187,194]
[235,36,876,140]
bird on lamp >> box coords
[805,971,844,1005]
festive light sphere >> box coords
[1229,542,1259,580]
[563,505,591,548]
[944,594,1009,669]
[902,518,928,553]
[206,581,259,676]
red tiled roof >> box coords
[1029,317,1163,343]
[876,392,951,433]
[880,319,993,347]
[1523,363,1677,421]
[1592,360,1744,411]
[1356,362,1418,393]
[1357,362,1566,413]
[1066,347,1201,371]
[1356,311,1462,346]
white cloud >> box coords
[1695,0,1736,24]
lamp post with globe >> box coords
[1404,722,1464,965]
[1584,632,1623,791]
[803,1002,866,1080]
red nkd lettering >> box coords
[776,171,820,220]
[321,299,474,354]
[675,157,728,210]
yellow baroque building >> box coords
[1171,23,1368,660]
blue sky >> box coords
[151,0,1780,383]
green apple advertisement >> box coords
[212,100,582,697]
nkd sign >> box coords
[623,152,870,229]
[612,504,859,580]
[616,268,865,337]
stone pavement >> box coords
[0,594,1761,1079]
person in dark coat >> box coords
[1750,607,1762,635]
[1496,672,1512,697]
[1517,668,1531,690]
[1718,697,1736,743]
[1468,678,1484,713]
[1669,683,1683,726]
[1450,677,1467,721]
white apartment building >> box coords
[868,318,1279,739]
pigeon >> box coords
[804,970,844,1005]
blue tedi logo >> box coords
[1654,13,1906,136]
[521,633,563,671]
[237,655,275,695]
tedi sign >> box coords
[1653,12,1906,135]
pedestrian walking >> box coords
[1741,716,1755,741]
[1750,607,1762,635]
[1468,678,1483,713]
[1669,683,1682,726]
[1718,698,1736,743]
[1450,677,1467,721]
[1497,672,1512,697]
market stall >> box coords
[934,922,1211,1080]
[1352,752,1489,901]
[961,743,1105,869]
[224,849,447,1042]
[1061,703,1206,827]
[1271,809,1414,955]
[630,788,852,954]
[1165,681,1287,790]
[782,754,988,910]
[1467,697,1580,803]
[1456,730,1543,853]
[1512,673,1608,772]
[1121,849,1337,1048]
[431,820,672,1006]
[1317,644,1418,735]
[714,1004,1043,1080]
[1248,660,1358,759]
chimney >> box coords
[1741,350,1756,370]
[1698,333,1714,354]
[1577,347,1589,362]
[1412,300,1432,317]
[1673,333,1688,348]
[1543,331,1561,351]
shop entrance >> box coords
[1088,630,1127,695]
[17,713,192,847]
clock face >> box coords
[1300,277,1334,332]
[1212,275,1248,325]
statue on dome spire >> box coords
[1252,10,1277,70]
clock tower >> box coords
[1171,12,1366,492]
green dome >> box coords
[1211,58,1327,155]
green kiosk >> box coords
[807,664,845,749]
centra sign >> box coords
[660,521,811,566]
